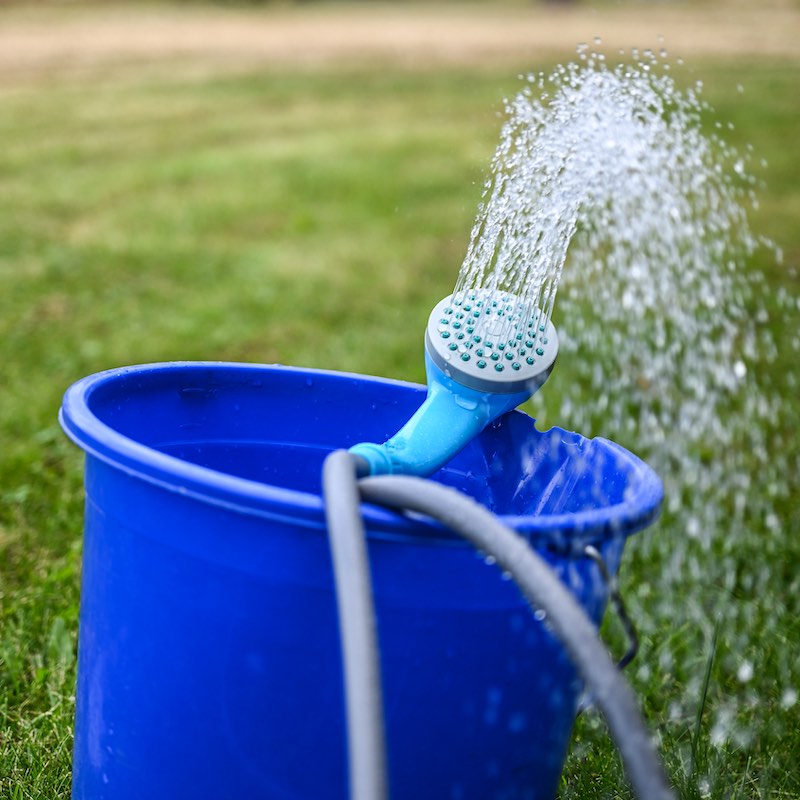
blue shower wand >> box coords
[350,294,559,477]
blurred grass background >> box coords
[1,1,798,798]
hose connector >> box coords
[350,294,558,476]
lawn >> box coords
[1,4,798,799]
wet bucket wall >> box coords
[60,362,662,800]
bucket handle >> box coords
[576,544,640,716]
[583,544,639,671]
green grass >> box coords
[1,38,798,800]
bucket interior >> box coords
[62,362,661,547]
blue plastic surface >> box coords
[60,362,662,800]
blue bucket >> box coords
[60,362,662,800]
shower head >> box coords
[423,294,558,396]
[350,294,558,477]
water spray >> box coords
[350,293,558,476]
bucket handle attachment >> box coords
[576,544,640,716]
[583,544,639,672]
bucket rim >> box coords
[59,361,663,552]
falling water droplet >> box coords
[737,661,754,683]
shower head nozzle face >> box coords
[425,294,559,395]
